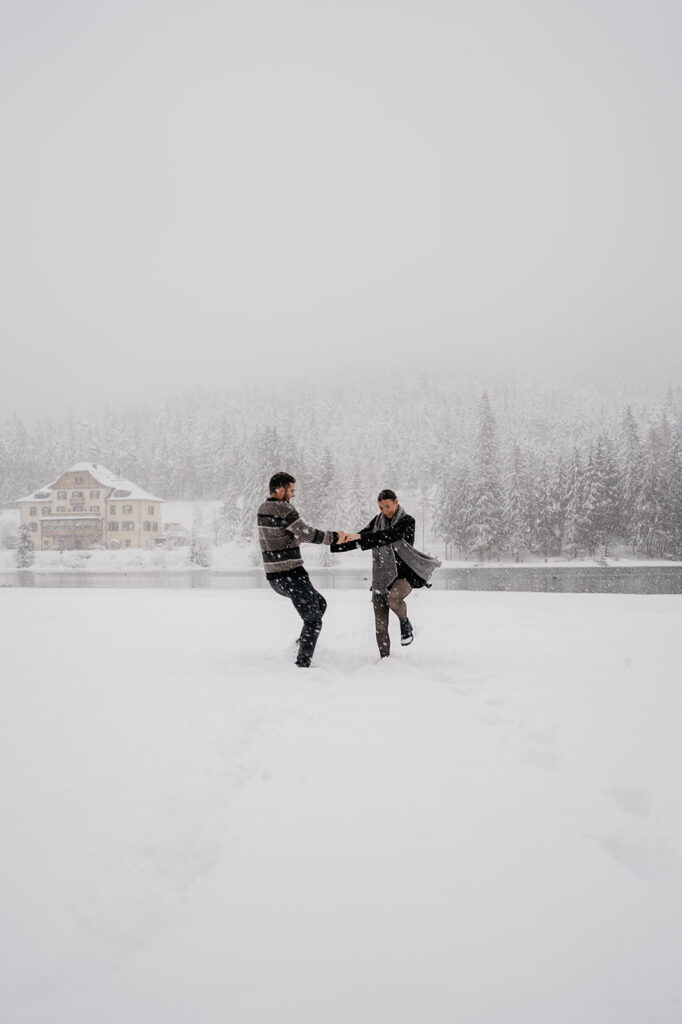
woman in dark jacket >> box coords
[333,489,441,658]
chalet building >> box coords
[17,463,165,551]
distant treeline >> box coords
[1,373,681,559]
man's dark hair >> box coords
[270,471,296,494]
[377,489,397,502]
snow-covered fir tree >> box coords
[501,441,531,561]
[15,523,35,569]
[469,394,503,559]
[563,447,590,558]
[618,406,643,546]
[189,523,211,567]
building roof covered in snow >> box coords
[16,463,165,503]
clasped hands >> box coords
[336,530,361,545]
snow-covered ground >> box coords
[2,587,681,1023]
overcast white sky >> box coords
[1,0,681,420]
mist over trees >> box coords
[1,373,681,560]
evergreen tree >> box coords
[502,442,531,560]
[469,394,503,559]
[315,449,341,566]
[212,416,235,498]
[15,524,35,569]
[452,463,475,558]
[189,522,211,567]
[0,435,10,508]
[530,455,564,559]
[668,423,682,558]
[632,426,666,557]
[216,499,237,543]
[658,415,678,557]
[563,448,589,557]
[432,471,458,560]
[589,433,622,554]
[338,464,367,535]
[580,446,600,555]
[618,406,643,548]
[3,415,31,507]
[552,457,568,556]
[237,449,265,540]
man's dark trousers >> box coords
[267,570,327,667]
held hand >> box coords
[346,533,361,542]
[336,530,348,545]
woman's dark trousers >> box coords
[268,571,327,667]
[373,578,412,657]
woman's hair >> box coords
[377,489,397,502]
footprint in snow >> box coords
[605,784,654,819]
[518,723,562,771]
[596,833,679,880]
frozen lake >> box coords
[3,564,682,593]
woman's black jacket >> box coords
[331,513,426,588]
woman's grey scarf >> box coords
[371,505,441,595]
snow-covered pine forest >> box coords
[2,372,681,561]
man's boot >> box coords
[296,619,322,667]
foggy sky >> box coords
[2,0,681,420]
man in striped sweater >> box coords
[257,472,349,668]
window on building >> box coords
[143,521,151,531]
[72,490,83,498]
[41,507,51,516]
[108,521,119,531]
[147,505,155,515]
[122,521,135,531]
[57,491,67,500]
[109,505,116,515]
[30,507,37,516]
[153,522,158,531]
[73,505,84,512]
[114,489,131,498]
[90,490,100,498]
[124,540,131,548]
[29,523,38,532]
[57,506,66,513]
[74,476,84,484]
[122,504,133,514]
[90,506,100,513]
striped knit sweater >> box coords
[257,497,338,576]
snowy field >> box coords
[1,587,681,1024]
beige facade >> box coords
[17,463,164,551]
